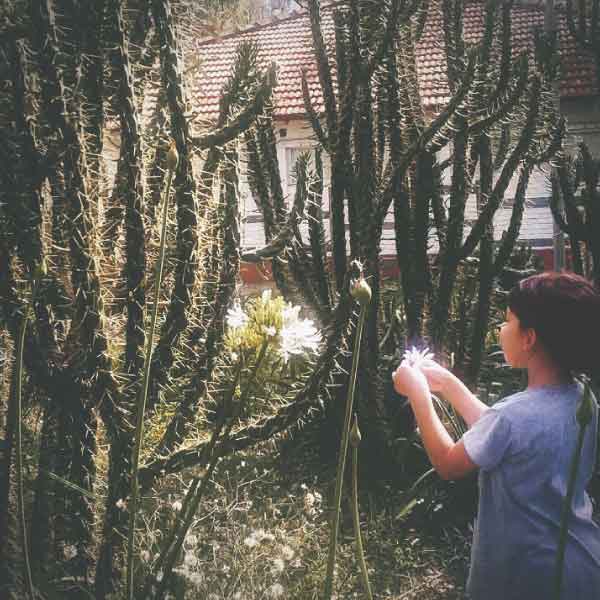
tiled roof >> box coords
[192,1,598,121]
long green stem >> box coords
[324,302,368,600]
[552,383,593,600]
[126,163,175,600]
[15,279,39,600]
[350,416,373,600]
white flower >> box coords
[243,528,275,548]
[266,583,285,599]
[261,289,272,304]
[116,498,126,510]
[231,351,239,362]
[263,325,277,337]
[270,558,285,575]
[403,346,434,368]
[279,303,321,362]
[226,301,249,330]
[63,545,77,560]
[280,545,295,560]
[172,500,183,512]
[303,489,323,516]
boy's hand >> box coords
[392,360,429,399]
[418,358,454,394]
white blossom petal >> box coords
[226,301,249,330]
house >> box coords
[190,0,600,286]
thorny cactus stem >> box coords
[14,266,44,600]
[126,142,178,600]
[553,379,595,600]
[324,277,371,600]
[349,414,373,600]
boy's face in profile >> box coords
[499,308,536,369]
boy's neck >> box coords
[526,353,571,389]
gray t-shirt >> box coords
[462,382,600,600]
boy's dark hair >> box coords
[508,271,600,377]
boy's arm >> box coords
[419,360,488,427]
[441,375,488,427]
[394,364,478,480]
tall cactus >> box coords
[0,1,279,597]
[551,144,600,286]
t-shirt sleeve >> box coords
[462,408,512,470]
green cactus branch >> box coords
[552,141,600,283]
[308,0,338,147]
[192,67,275,150]
[301,68,329,150]
[154,153,242,459]
[459,76,542,261]
[148,0,199,395]
[442,0,467,92]
[468,53,529,137]
[110,0,146,378]
[378,48,477,230]
[307,148,332,311]
[493,163,534,276]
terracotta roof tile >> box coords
[191,1,598,121]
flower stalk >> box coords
[14,265,44,600]
[126,142,178,600]
[350,414,373,600]
[553,379,595,600]
[324,278,370,600]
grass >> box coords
[137,429,471,600]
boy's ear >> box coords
[523,327,537,352]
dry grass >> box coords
[138,435,471,600]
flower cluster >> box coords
[226,291,321,363]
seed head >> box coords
[350,278,371,306]
[166,140,179,171]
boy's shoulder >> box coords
[491,384,581,426]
